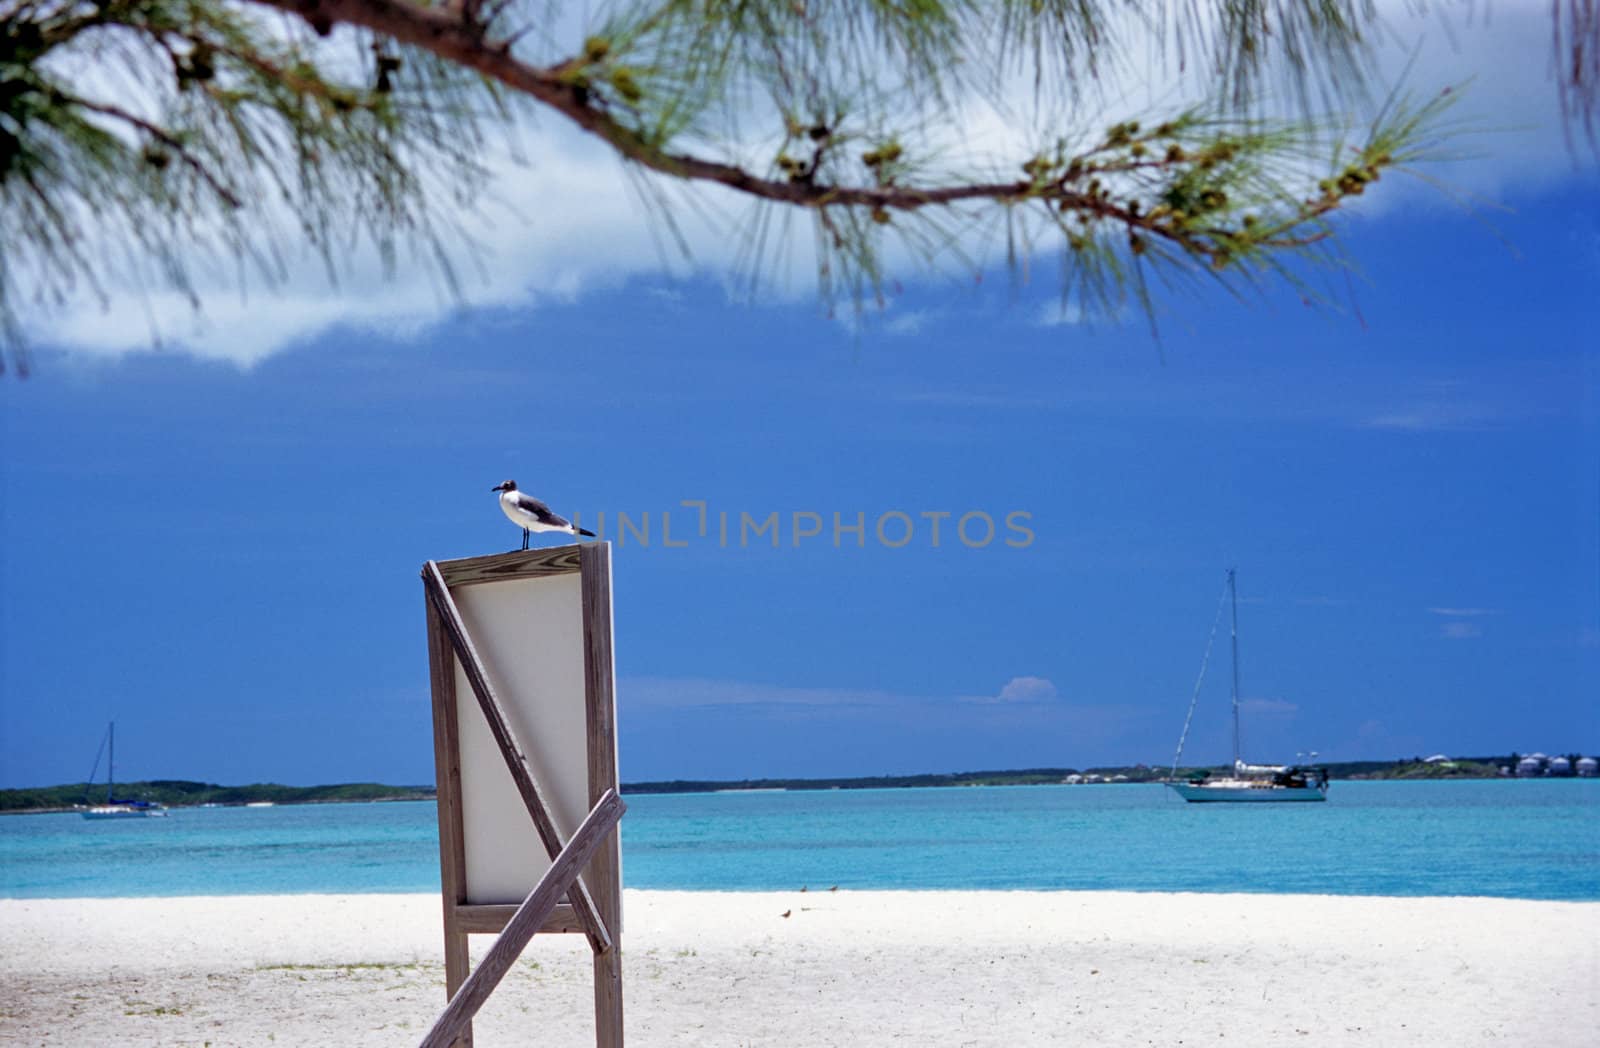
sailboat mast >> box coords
[1228,570,1241,768]
[107,722,116,803]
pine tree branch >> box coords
[253,0,877,208]
[0,0,1488,375]
[242,0,1367,246]
[56,93,244,209]
[240,0,1428,297]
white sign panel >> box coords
[452,572,592,905]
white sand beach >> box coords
[1,890,1595,1046]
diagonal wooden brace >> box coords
[417,789,625,1048]
[423,560,613,955]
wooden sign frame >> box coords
[420,543,624,1048]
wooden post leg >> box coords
[581,542,624,1048]
[444,923,472,1048]
[425,589,474,1047]
[594,948,623,1048]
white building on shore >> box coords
[1514,753,1597,777]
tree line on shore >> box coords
[3,754,1574,812]
[0,780,434,813]
[622,756,1541,793]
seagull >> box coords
[492,480,596,550]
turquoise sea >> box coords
[2,780,1595,901]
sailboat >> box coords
[1166,570,1329,803]
[81,722,169,819]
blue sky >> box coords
[3,10,1598,788]
[4,180,1595,788]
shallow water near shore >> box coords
[2,779,1594,900]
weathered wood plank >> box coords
[593,943,624,1048]
[425,595,473,1048]
[580,543,625,1048]
[455,903,583,936]
[420,561,613,957]
[417,791,626,1048]
[436,546,583,587]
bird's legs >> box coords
[521,528,531,551]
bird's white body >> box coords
[491,481,593,549]
[499,490,582,535]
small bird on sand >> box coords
[492,480,595,550]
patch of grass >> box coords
[122,1001,184,1017]
[256,961,423,974]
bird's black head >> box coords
[492,479,517,493]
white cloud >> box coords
[1361,403,1505,431]
[1034,301,1089,328]
[964,675,1060,704]
[833,305,941,337]
[1431,607,1496,639]
[28,118,780,365]
[1357,367,1578,432]
[884,310,932,336]
[22,1,1589,365]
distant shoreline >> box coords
[3,754,1591,814]
[0,783,435,816]
[0,795,435,817]
[620,754,1545,794]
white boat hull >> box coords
[82,806,168,819]
[1167,781,1327,803]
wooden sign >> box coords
[420,543,624,1048]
